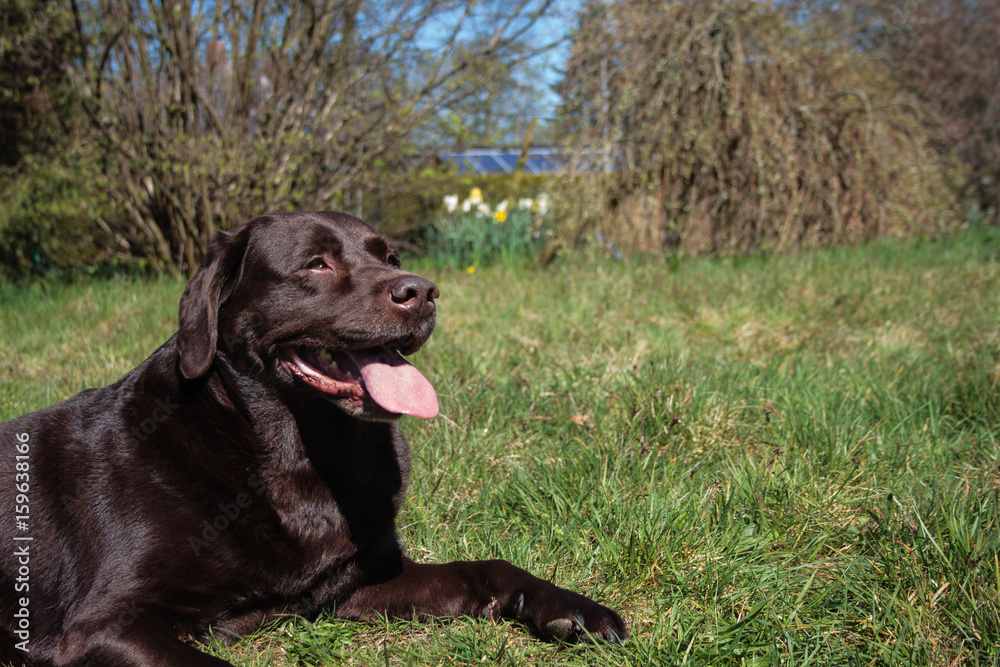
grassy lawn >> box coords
[2,227,999,665]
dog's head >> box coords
[177,211,439,420]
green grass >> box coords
[2,227,1000,665]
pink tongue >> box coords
[344,349,439,419]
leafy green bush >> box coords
[0,151,120,277]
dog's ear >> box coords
[177,225,251,379]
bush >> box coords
[874,0,1000,220]
[0,150,121,277]
[557,0,960,255]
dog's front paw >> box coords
[513,585,628,644]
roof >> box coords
[436,148,568,175]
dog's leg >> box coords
[334,558,627,643]
[58,620,234,667]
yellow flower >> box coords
[494,210,507,223]
[469,187,483,203]
[466,265,476,275]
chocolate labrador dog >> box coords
[0,211,626,666]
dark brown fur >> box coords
[0,211,626,666]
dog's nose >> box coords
[391,275,439,311]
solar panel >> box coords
[437,148,570,175]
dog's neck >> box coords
[186,347,411,552]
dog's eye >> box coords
[387,253,401,268]
[306,257,330,271]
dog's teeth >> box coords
[319,350,340,368]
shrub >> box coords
[557,0,960,255]
[875,0,1000,220]
[0,151,120,277]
